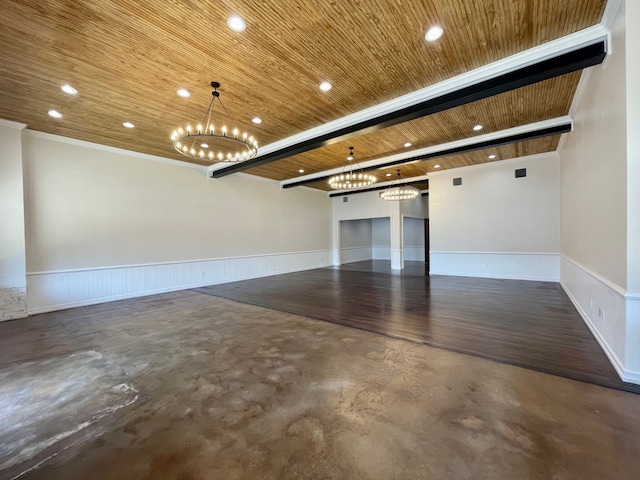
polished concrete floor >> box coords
[1,290,640,479]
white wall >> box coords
[559,1,639,383]
[403,217,425,261]
[428,153,560,281]
[21,131,333,313]
[339,219,373,263]
[372,217,391,260]
[0,121,28,320]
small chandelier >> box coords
[328,146,376,189]
[171,81,258,163]
[380,169,420,201]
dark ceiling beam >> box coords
[283,121,571,188]
[212,40,606,179]
[328,180,428,198]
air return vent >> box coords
[453,177,462,186]
[515,168,527,178]
[343,197,349,203]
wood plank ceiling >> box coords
[0,0,606,190]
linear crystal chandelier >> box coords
[171,81,258,163]
[380,169,420,201]
[328,147,376,190]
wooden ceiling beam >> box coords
[211,30,606,179]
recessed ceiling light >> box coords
[298,169,305,173]
[61,84,77,95]
[473,124,483,131]
[434,164,441,168]
[425,26,444,42]
[48,109,62,118]
[386,173,392,177]
[404,142,412,147]
[319,81,332,92]
[201,143,209,148]
[122,122,135,128]
[227,15,246,32]
[252,117,262,124]
[177,88,190,98]
[488,154,496,159]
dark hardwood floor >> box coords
[195,260,640,394]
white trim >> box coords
[0,118,27,130]
[561,254,626,297]
[426,151,559,177]
[287,118,570,188]
[601,0,623,31]
[559,280,626,379]
[625,293,640,300]
[26,250,333,314]
[248,26,606,163]
[431,250,559,255]
[26,249,331,276]
[23,130,207,172]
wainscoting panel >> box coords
[403,246,425,262]
[372,246,391,260]
[340,246,373,264]
[430,252,560,281]
[560,255,627,381]
[27,250,332,314]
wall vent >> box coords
[453,177,462,186]
[515,168,527,178]
[343,196,349,203]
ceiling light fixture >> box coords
[434,164,441,168]
[404,142,412,147]
[386,173,392,177]
[328,146,376,190]
[252,117,262,124]
[61,84,77,95]
[319,81,332,92]
[227,15,246,32]
[177,88,191,98]
[380,169,419,201]
[425,26,444,42]
[473,124,483,131]
[123,122,135,128]
[171,81,258,162]
[298,169,305,173]
[48,109,62,118]
[488,154,496,159]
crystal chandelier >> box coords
[171,81,258,163]
[380,169,420,201]
[328,146,376,189]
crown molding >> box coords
[0,118,27,130]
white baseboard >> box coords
[27,250,332,314]
[429,252,560,281]
[340,246,373,264]
[559,255,636,384]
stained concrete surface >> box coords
[0,290,639,479]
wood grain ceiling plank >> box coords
[0,1,604,171]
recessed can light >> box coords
[61,84,77,95]
[48,109,62,118]
[319,81,332,92]
[386,173,392,177]
[488,154,496,159]
[404,142,412,147]
[227,15,246,32]
[252,117,262,124]
[201,143,209,148]
[177,88,190,98]
[473,124,483,131]
[298,169,305,173]
[425,26,444,42]
[122,122,135,128]
[434,164,441,168]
